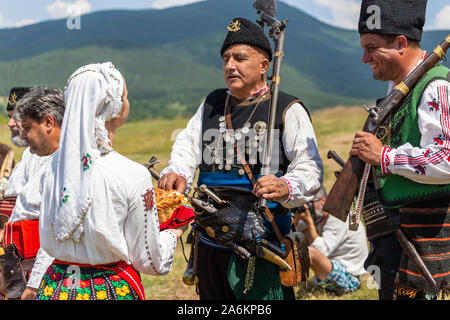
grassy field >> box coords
[0,105,381,300]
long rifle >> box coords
[253,0,288,212]
[324,35,450,222]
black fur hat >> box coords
[6,87,31,111]
[220,17,272,61]
[358,0,427,41]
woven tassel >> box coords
[243,256,256,297]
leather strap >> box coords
[224,96,285,244]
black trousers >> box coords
[364,232,433,300]
[197,242,236,300]
[365,232,402,300]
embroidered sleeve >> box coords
[279,177,293,203]
[125,173,178,276]
[159,102,204,192]
[380,146,394,175]
[386,80,450,184]
[280,103,323,208]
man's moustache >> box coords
[10,135,27,148]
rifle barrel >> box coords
[258,21,287,210]
[394,230,438,291]
[327,150,346,168]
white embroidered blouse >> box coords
[31,150,178,288]
[4,147,50,199]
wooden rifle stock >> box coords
[324,155,366,222]
[324,35,450,222]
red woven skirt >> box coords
[36,261,145,300]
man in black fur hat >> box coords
[350,0,450,300]
[6,88,30,148]
[159,17,323,300]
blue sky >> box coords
[0,0,449,30]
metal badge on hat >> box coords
[227,20,241,32]
[8,92,17,106]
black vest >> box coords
[199,88,308,177]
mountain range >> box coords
[0,0,448,120]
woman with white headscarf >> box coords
[33,62,185,300]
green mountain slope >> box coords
[0,0,447,120]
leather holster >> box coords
[279,231,310,287]
[0,244,28,299]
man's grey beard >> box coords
[10,135,27,148]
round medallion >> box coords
[253,121,267,135]
[221,226,229,233]
[238,168,245,175]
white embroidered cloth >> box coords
[49,62,124,242]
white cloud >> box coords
[152,0,204,10]
[0,10,36,29]
[46,0,92,19]
[434,5,450,30]
[14,19,37,28]
[314,0,360,30]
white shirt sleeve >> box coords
[310,215,347,256]
[4,148,32,197]
[159,102,204,191]
[27,248,54,289]
[279,103,324,208]
[381,79,450,184]
[310,215,369,276]
[124,177,178,276]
